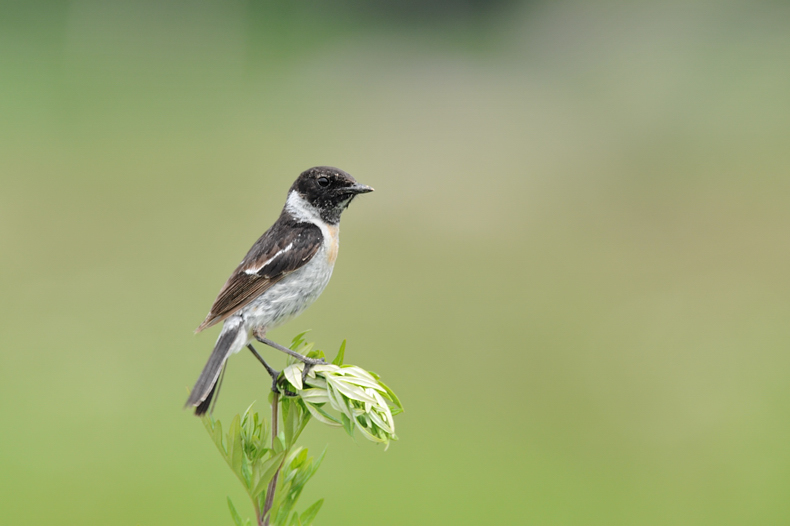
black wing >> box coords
[196,218,323,332]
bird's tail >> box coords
[185,317,246,416]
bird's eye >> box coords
[317,176,330,187]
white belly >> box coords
[240,243,335,332]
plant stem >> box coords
[262,392,281,526]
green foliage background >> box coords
[1,1,789,524]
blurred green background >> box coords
[2,0,789,524]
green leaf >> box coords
[251,451,286,498]
[292,402,311,443]
[293,448,308,469]
[306,350,326,361]
[241,401,256,426]
[303,375,327,389]
[303,402,342,427]
[339,375,386,392]
[377,379,404,411]
[340,413,355,437]
[312,446,328,473]
[331,339,346,366]
[284,398,296,447]
[228,415,245,476]
[290,330,311,350]
[337,365,377,381]
[331,379,378,404]
[289,511,303,526]
[299,342,315,357]
[227,497,244,526]
[300,499,324,526]
[273,433,285,455]
[270,473,289,524]
[367,409,393,434]
[309,363,341,375]
[204,418,226,457]
[354,420,387,444]
[283,364,304,391]
[325,382,353,419]
[201,414,214,436]
[299,389,329,404]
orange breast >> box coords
[326,225,339,264]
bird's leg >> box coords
[247,344,279,391]
[252,328,326,385]
[252,329,326,366]
[247,344,296,396]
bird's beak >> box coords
[348,183,374,194]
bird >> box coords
[185,166,373,415]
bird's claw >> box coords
[300,357,326,385]
[269,373,298,397]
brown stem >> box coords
[262,392,281,526]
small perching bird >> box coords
[186,166,373,415]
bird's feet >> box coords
[250,331,326,391]
[272,373,299,397]
[297,357,326,391]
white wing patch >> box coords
[243,241,294,275]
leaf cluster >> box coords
[280,339,404,449]
[203,402,323,526]
[201,334,403,525]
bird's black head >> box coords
[289,166,373,224]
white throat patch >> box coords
[285,191,322,225]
